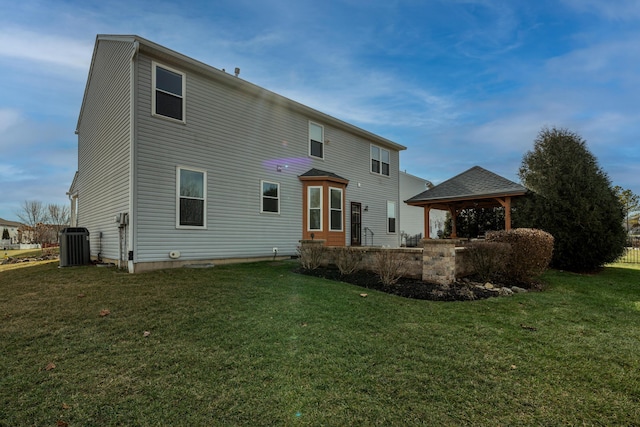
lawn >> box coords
[1,261,639,426]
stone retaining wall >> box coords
[300,238,474,285]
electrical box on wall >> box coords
[114,213,129,225]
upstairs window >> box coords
[153,62,185,121]
[371,145,390,176]
[309,122,324,159]
[177,167,206,228]
[261,180,280,214]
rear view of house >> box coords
[71,35,406,272]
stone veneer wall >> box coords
[421,239,466,285]
[299,239,473,285]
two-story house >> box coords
[70,35,406,272]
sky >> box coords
[1,0,639,222]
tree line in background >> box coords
[11,201,70,245]
[445,127,637,273]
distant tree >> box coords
[16,200,48,244]
[47,203,70,243]
[2,228,9,240]
[613,186,640,233]
[516,127,626,272]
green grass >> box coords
[1,261,639,426]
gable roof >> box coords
[77,35,406,153]
[0,218,23,228]
[405,166,527,205]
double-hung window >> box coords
[261,180,280,214]
[387,201,396,233]
[153,62,185,122]
[309,122,324,159]
[329,188,343,231]
[371,145,390,176]
[308,186,322,231]
[177,167,206,228]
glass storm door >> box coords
[351,202,362,246]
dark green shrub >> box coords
[465,241,511,282]
[486,228,554,283]
[333,247,363,275]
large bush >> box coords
[486,228,554,283]
[516,127,626,271]
[465,241,511,283]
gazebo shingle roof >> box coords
[405,166,526,204]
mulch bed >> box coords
[296,266,541,301]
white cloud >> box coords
[561,0,640,20]
[0,109,22,135]
[0,28,92,70]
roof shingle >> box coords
[406,166,526,203]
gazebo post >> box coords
[424,206,431,239]
[504,197,512,231]
[449,207,458,238]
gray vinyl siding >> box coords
[399,171,448,239]
[132,52,401,263]
[76,39,132,260]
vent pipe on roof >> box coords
[234,67,240,77]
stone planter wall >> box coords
[299,239,473,285]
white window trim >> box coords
[176,166,207,229]
[152,61,186,123]
[260,180,280,214]
[308,121,325,160]
[387,200,396,234]
[329,187,343,232]
[370,144,390,177]
[307,186,323,231]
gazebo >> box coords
[405,166,527,239]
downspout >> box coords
[127,40,139,273]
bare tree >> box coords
[16,200,47,244]
[614,186,640,233]
[47,203,70,243]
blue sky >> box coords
[1,0,639,221]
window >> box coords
[308,186,322,231]
[329,187,343,231]
[153,62,185,121]
[309,122,324,159]
[261,180,280,214]
[177,167,206,228]
[387,201,396,233]
[371,145,390,176]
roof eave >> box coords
[405,190,527,206]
